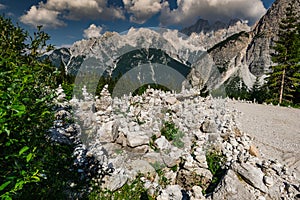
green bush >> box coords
[205,151,226,194]
[0,16,77,199]
[160,121,184,148]
[89,175,155,200]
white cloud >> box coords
[0,3,7,10]
[44,0,124,20]
[160,0,267,26]
[20,0,125,28]
[19,0,267,29]
[20,4,66,28]
[83,24,103,39]
[123,0,162,24]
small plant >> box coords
[160,121,184,148]
[158,175,169,188]
[205,150,226,194]
[151,161,165,172]
[149,135,159,152]
[172,132,184,149]
[89,175,155,200]
[150,162,170,189]
[134,115,146,125]
[114,149,123,155]
[170,164,178,172]
[206,151,224,175]
[151,162,166,191]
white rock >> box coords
[234,163,268,193]
[143,152,164,164]
[102,173,128,192]
[201,119,217,133]
[126,160,156,179]
[98,121,114,143]
[225,142,233,151]
[195,154,208,168]
[184,154,197,170]
[263,175,274,187]
[155,136,172,150]
[229,137,238,147]
[191,186,205,200]
[211,169,256,199]
[164,170,177,184]
[126,131,149,147]
[257,196,266,200]
[157,185,183,200]
[162,148,183,168]
[194,168,213,180]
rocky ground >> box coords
[52,86,300,199]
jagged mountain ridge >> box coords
[181,18,250,36]
[47,0,299,95]
[47,19,251,93]
[48,28,205,76]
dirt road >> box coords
[227,101,300,177]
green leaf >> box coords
[31,176,40,182]
[0,181,11,191]
[4,128,10,136]
[26,153,33,162]
[14,180,25,190]
[19,146,29,156]
[11,104,26,117]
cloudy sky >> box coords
[0,0,275,47]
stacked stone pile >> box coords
[52,85,299,199]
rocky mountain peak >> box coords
[181,18,250,36]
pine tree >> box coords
[292,19,300,105]
[267,0,300,104]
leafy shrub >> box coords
[0,16,76,199]
[89,175,155,200]
[160,121,184,148]
[205,151,226,194]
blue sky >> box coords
[0,0,275,47]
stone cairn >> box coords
[51,85,299,200]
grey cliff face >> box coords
[191,0,300,91]
[208,32,251,69]
[246,0,300,76]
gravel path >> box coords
[227,101,300,177]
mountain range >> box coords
[46,0,299,97]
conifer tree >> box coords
[267,0,300,104]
